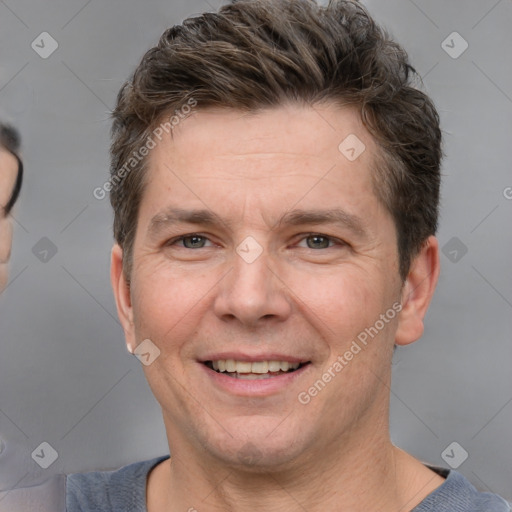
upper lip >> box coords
[200,352,309,363]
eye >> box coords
[296,233,343,250]
[165,233,345,251]
[167,234,213,249]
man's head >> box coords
[110,0,442,284]
[110,0,441,472]
[0,122,23,292]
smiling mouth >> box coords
[204,360,310,380]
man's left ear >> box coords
[395,235,440,346]
[111,243,137,354]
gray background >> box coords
[0,0,511,501]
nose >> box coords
[212,242,292,328]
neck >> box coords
[148,415,444,512]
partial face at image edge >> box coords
[0,148,21,293]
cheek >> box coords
[0,218,13,263]
[291,264,387,338]
[305,269,397,405]
[130,262,215,348]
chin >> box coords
[218,443,304,472]
[202,417,310,471]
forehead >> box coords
[147,103,377,187]
[0,149,19,212]
[138,103,385,231]
[158,103,374,168]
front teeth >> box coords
[211,360,300,374]
[268,361,281,372]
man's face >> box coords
[0,148,18,292]
[114,104,411,469]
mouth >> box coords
[203,360,311,380]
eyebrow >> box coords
[147,207,367,239]
[148,208,234,238]
[277,208,366,236]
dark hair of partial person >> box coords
[0,122,23,215]
[109,0,443,282]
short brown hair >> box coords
[110,0,442,281]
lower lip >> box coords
[199,362,311,397]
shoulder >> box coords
[415,466,511,512]
[65,455,170,512]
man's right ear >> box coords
[110,244,136,354]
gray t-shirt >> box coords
[66,456,511,512]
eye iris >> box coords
[307,235,329,249]
[179,235,332,249]
[184,235,205,248]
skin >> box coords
[0,148,18,293]
[111,103,444,511]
